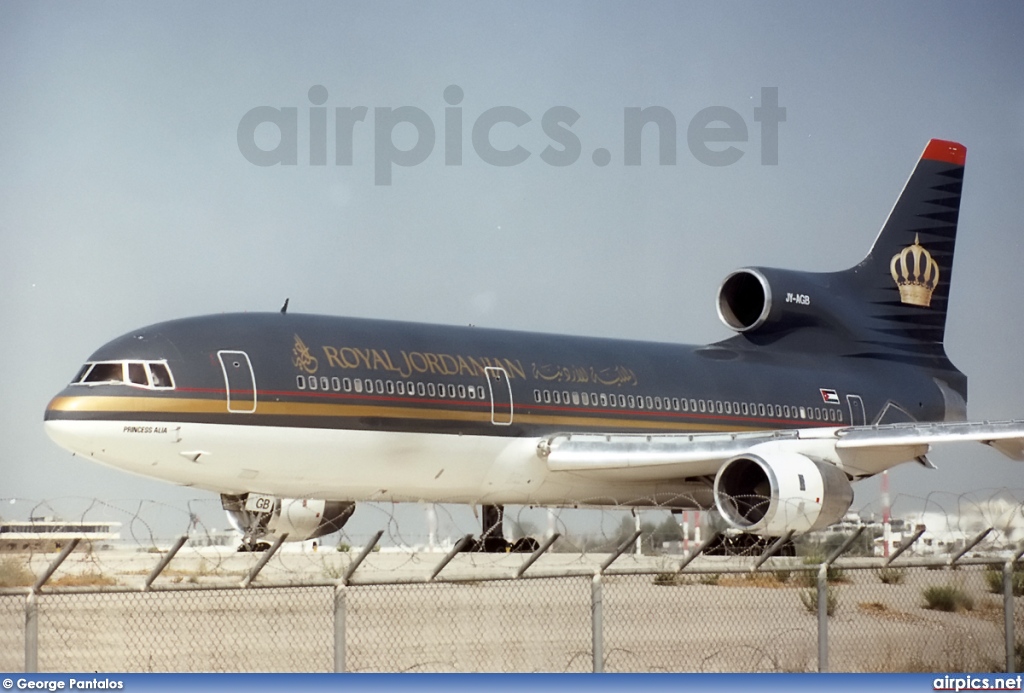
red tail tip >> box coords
[923,139,966,166]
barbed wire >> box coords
[1,488,1022,589]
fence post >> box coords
[25,537,80,673]
[143,535,188,591]
[1007,559,1018,673]
[335,530,382,672]
[334,585,346,673]
[24,591,37,673]
[592,572,603,673]
[817,564,828,672]
[240,533,288,588]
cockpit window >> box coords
[127,363,148,386]
[72,364,91,383]
[72,360,175,390]
[149,363,173,388]
[83,363,125,384]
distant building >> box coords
[186,529,241,548]
[0,517,121,552]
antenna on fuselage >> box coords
[280,298,289,314]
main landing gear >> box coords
[237,540,272,553]
[468,505,541,553]
[704,531,797,557]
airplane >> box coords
[43,139,1024,553]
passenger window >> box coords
[599,393,608,407]
[572,392,580,405]
[544,390,552,404]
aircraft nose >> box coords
[44,391,98,456]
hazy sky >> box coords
[2,2,1023,541]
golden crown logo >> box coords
[890,233,940,307]
[292,334,319,374]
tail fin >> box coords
[718,139,966,383]
[849,139,966,346]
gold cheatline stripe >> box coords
[47,395,742,433]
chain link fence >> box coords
[2,554,1021,673]
[2,491,1022,672]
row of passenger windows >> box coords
[532,388,843,423]
[295,374,843,423]
[297,374,487,401]
[72,361,175,390]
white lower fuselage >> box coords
[43,418,713,508]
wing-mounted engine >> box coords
[717,267,857,343]
[712,449,853,536]
[221,494,355,548]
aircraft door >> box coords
[218,350,257,413]
[484,366,513,425]
[846,394,865,426]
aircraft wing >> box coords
[539,419,1024,481]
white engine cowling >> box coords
[222,495,355,542]
[712,450,853,536]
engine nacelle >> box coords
[712,450,853,536]
[716,267,848,335]
[222,495,355,542]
